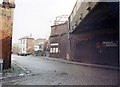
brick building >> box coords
[34,38,47,56]
[68,1,119,66]
[49,22,69,59]
[0,0,15,69]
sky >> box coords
[12,0,77,43]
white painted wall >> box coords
[19,39,27,54]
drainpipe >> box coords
[67,17,73,61]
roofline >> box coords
[35,38,47,40]
[19,37,34,40]
[51,21,68,27]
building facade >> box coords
[19,36,34,55]
[34,38,47,56]
[49,22,69,59]
[0,0,15,69]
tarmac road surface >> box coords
[6,54,119,85]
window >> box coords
[50,48,53,53]
[56,48,58,53]
[23,39,25,44]
[39,45,42,49]
[50,48,59,53]
[53,48,56,53]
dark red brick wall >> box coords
[49,34,68,59]
[1,36,12,69]
[49,22,69,59]
[70,30,118,66]
[51,22,68,36]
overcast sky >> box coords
[12,0,76,43]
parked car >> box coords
[17,52,32,56]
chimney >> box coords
[30,33,32,37]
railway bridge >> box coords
[68,1,119,66]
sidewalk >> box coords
[40,56,119,70]
[1,62,27,84]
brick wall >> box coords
[70,29,118,66]
[49,22,69,59]
[51,22,68,36]
[0,3,15,69]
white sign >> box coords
[51,43,59,46]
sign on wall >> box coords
[102,41,118,47]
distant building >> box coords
[19,35,34,55]
[12,43,20,54]
[0,0,15,70]
[34,38,47,51]
[34,38,47,56]
[49,21,69,59]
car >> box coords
[17,52,32,56]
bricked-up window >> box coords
[96,42,101,48]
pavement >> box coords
[39,56,119,70]
[1,62,28,85]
